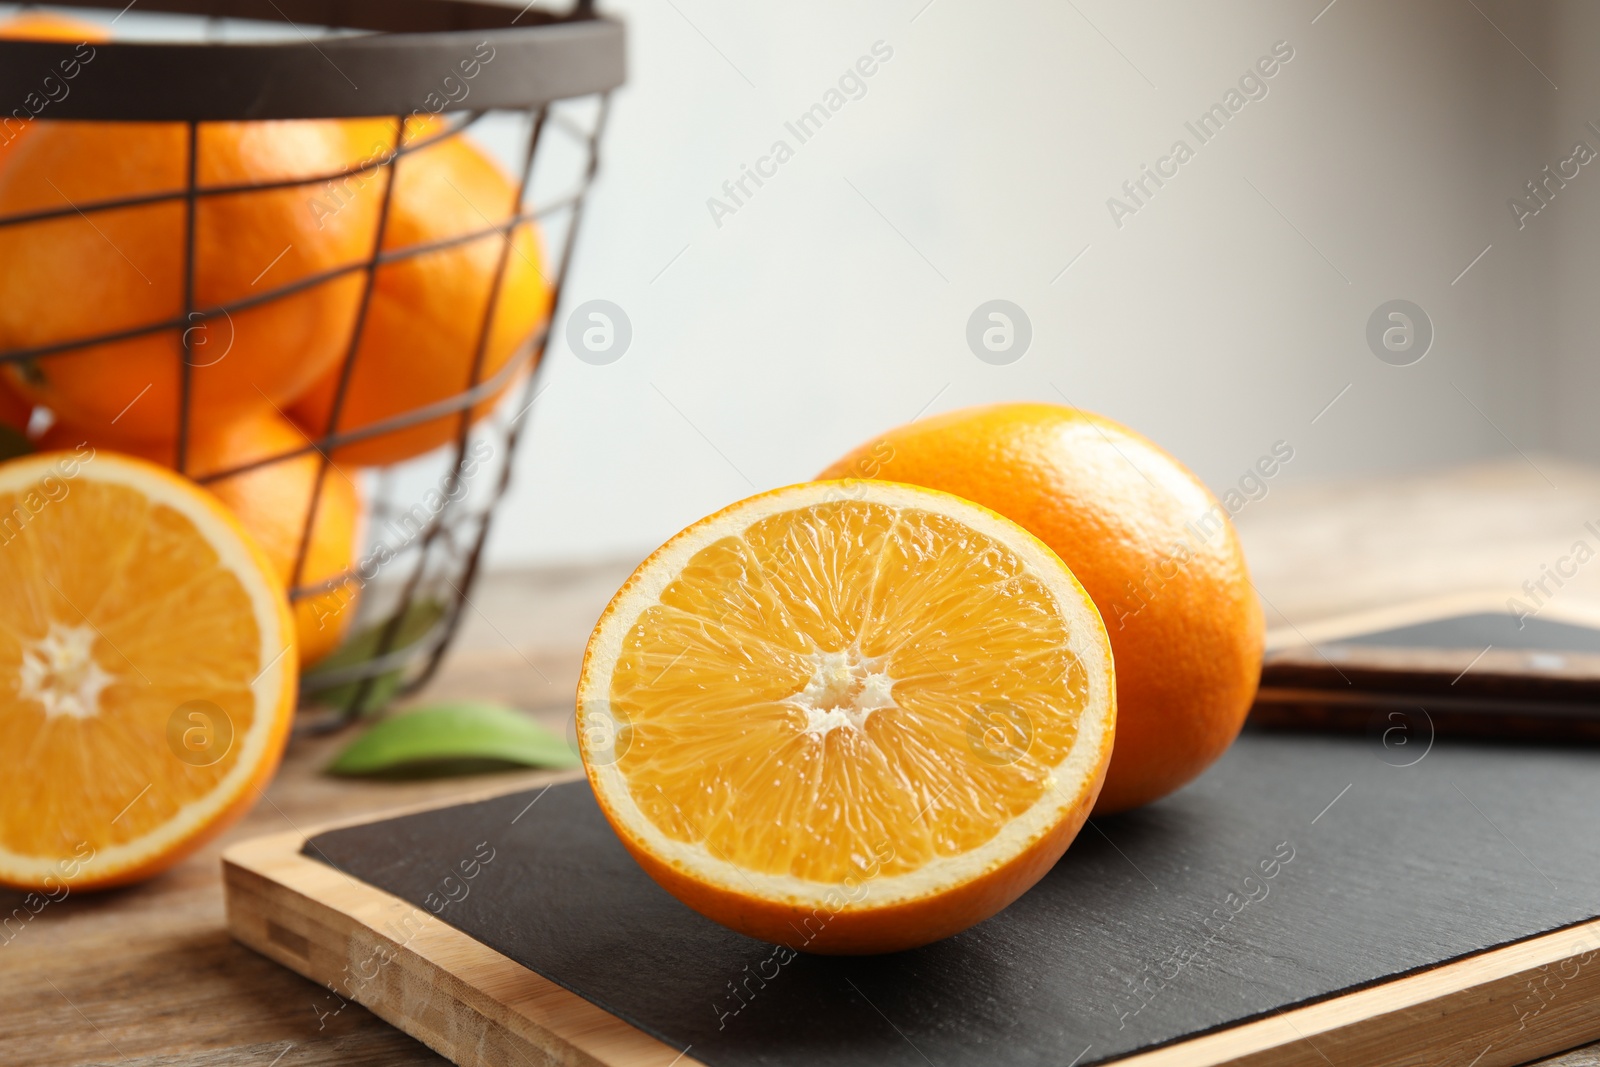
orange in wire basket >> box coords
[0,11,107,44]
[41,410,362,666]
[0,118,385,443]
[577,480,1116,954]
[0,451,296,891]
[290,117,551,466]
[0,12,113,440]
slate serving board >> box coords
[303,731,1600,1066]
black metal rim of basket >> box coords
[0,1,626,725]
[0,1,624,120]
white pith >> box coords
[19,622,116,720]
[0,454,291,886]
[787,647,897,736]
[578,480,1114,912]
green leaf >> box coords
[302,599,447,716]
[327,701,580,778]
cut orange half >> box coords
[0,451,296,892]
[577,480,1116,954]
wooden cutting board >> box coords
[224,728,1600,1067]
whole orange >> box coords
[0,119,385,442]
[0,11,107,41]
[42,411,362,667]
[291,119,551,466]
[821,402,1264,814]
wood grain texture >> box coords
[233,737,1600,1067]
[225,825,703,1067]
[1114,916,1600,1067]
[0,558,635,1067]
[1233,457,1600,629]
[0,653,604,1066]
[8,461,1600,1065]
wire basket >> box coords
[0,1,625,727]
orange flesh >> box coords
[0,479,264,859]
[608,500,1091,884]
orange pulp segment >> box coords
[578,480,1115,953]
[0,451,296,891]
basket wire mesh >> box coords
[0,2,623,728]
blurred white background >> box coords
[8,0,1585,570]
[483,0,1578,567]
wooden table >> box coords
[6,457,1600,1066]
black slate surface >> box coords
[1323,612,1600,653]
[307,732,1600,1066]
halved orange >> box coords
[41,410,364,667]
[0,451,296,891]
[577,480,1116,954]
